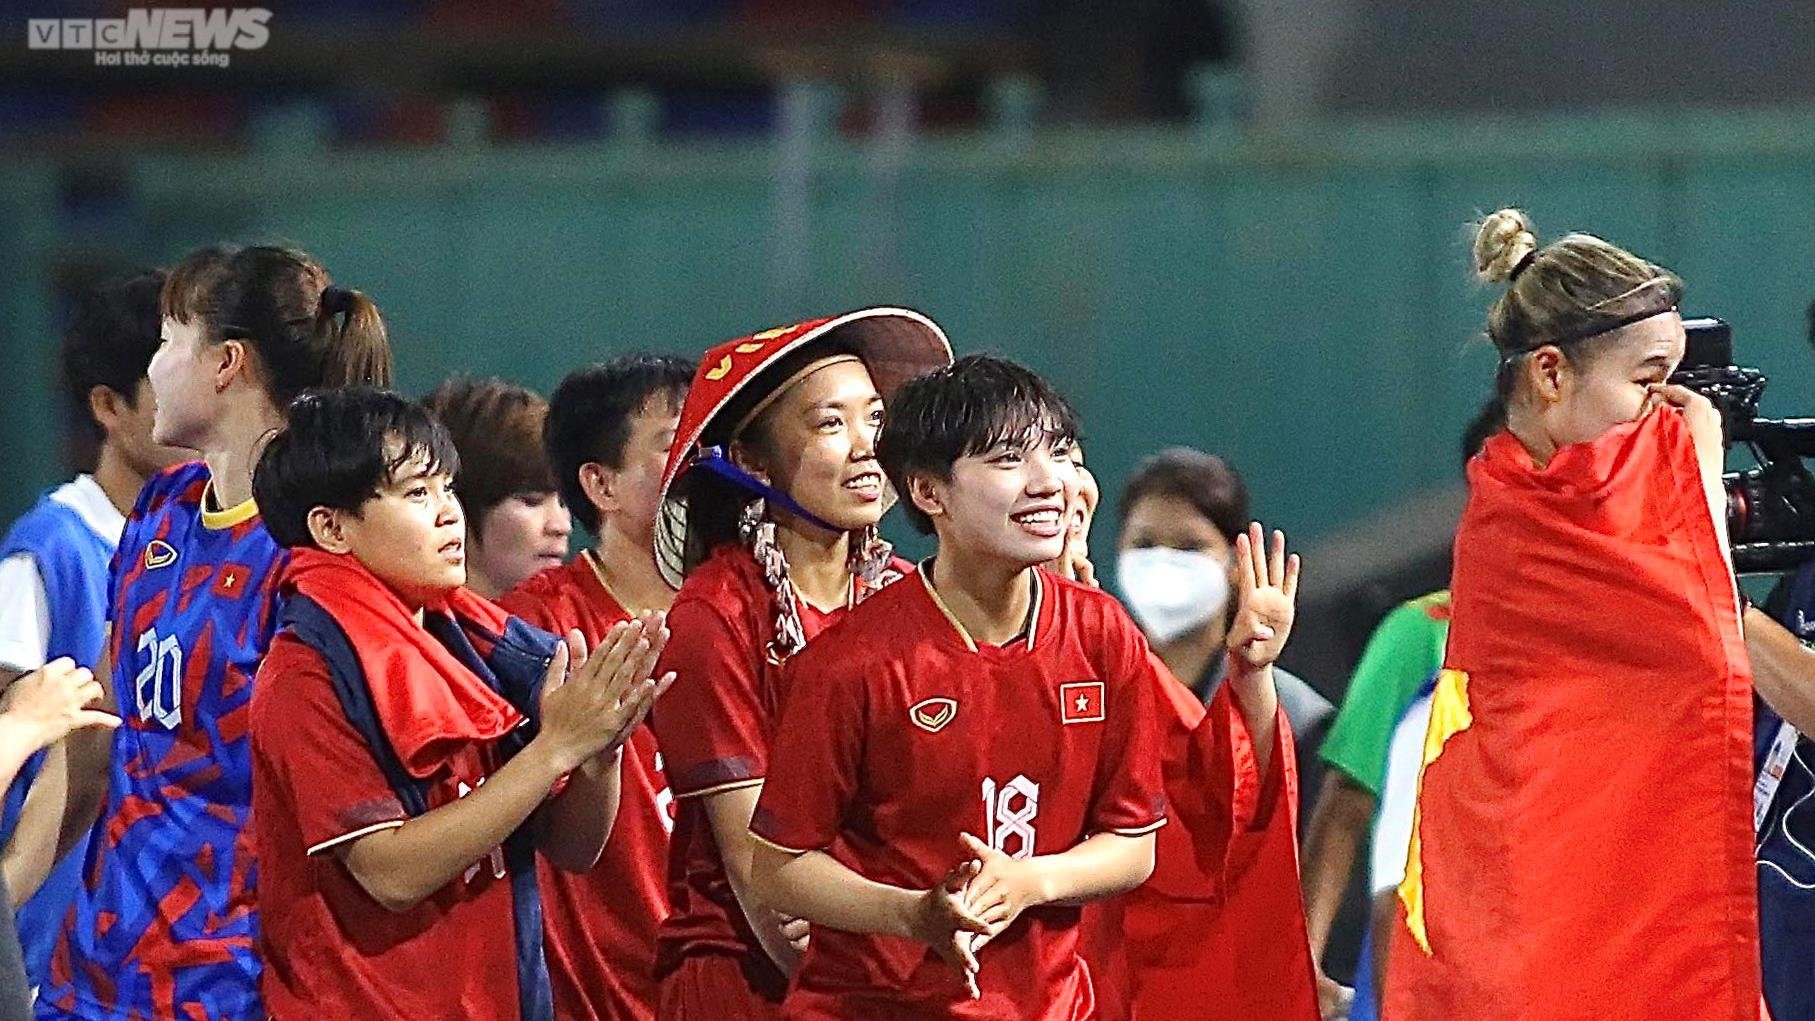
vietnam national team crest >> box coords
[1059,681,1105,724]
[144,539,178,570]
[909,697,958,734]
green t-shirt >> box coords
[1318,590,1451,795]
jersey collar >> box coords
[199,480,260,531]
[917,559,1042,655]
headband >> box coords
[1493,276,1682,363]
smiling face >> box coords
[318,447,468,606]
[1524,311,1687,449]
[738,358,888,533]
[916,433,1078,570]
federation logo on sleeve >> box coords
[1059,681,1105,724]
[145,539,178,570]
[909,697,958,734]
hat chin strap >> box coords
[689,445,843,534]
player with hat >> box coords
[647,308,953,1019]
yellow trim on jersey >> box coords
[917,562,1042,654]
[747,830,818,856]
[306,819,406,857]
[200,481,260,530]
[1397,668,1473,956]
[672,777,765,801]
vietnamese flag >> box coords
[1385,409,1759,1021]
[1083,656,1319,1021]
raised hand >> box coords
[0,658,119,753]
[907,859,990,999]
[1226,522,1301,670]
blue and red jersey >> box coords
[40,462,287,1020]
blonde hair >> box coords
[1471,209,1681,394]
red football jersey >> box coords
[250,634,521,1020]
[648,545,908,998]
[750,566,1168,1020]
[502,552,674,1021]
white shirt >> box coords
[0,475,126,673]
[1369,689,1434,894]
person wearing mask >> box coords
[1115,448,1332,787]
[1079,447,1322,1020]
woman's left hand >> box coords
[1226,522,1301,670]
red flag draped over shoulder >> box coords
[1084,654,1319,1021]
[1385,409,1759,1021]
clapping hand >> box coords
[907,859,991,999]
[538,613,675,774]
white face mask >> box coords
[1117,546,1230,646]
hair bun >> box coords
[1473,208,1539,284]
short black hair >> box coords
[546,354,694,535]
[60,269,167,467]
[254,387,460,550]
[877,354,1082,535]
[1118,448,1250,545]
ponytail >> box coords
[162,244,396,412]
[313,286,391,391]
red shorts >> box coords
[658,953,787,1021]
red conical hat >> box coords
[655,307,953,588]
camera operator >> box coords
[1632,290,1815,1020]
[1748,563,1815,1021]
[1750,603,1815,726]
[1383,209,1760,1019]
